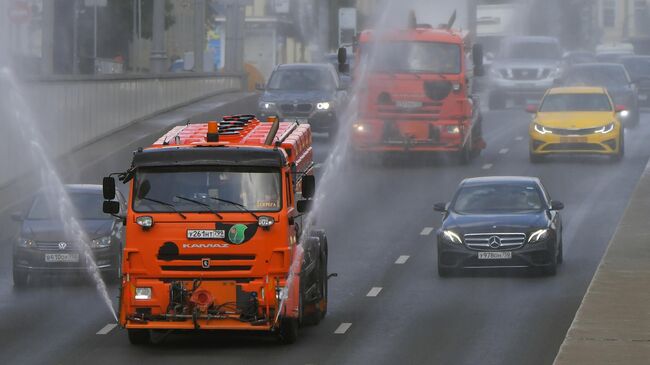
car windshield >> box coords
[621,57,650,79]
[362,41,461,74]
[267,68,336,91]
[133,167,282,213]
[452,184,545,214]
[28,192,106,220]
[566,67,629,88]
[540,93,612,112]
[499,41,561,60]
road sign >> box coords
[8,1,31,24]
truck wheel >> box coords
[488,92,506,110]
[12,268,28,287]
[278,318,299,344]
[127,329,151,345]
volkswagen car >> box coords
[435,176,563,276]
[11,185,125,286]
[528,87,625,162]
[257,63,348,139]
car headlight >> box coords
[528,229,549,243]
[549,67,562,78]
[259,102,276,111]
[135,287,152,300]
[446,125,461,134]
[17,238,35,248]
[353,123,368,133]
[91,236,111,249]
[534,124,553,135]
[316,102,331,110]
[442,230,463,245]
[594,122,616,134]
[619,110,630,118]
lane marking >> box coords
[515,136,524,141]
[420,227,434,236]
[499,148,509,154]
[482,163,493,170]
[395,255,410,264]
[334,323,352,334]
[314,163,323,170]
[366,287,383,297]
[96,323,118,335]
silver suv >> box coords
[488,36,563,110]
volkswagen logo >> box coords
[58,242,67,250]
[488,236,501,249]
[201,258,210,269]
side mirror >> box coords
[472,44,484,68]
[297,200,313,213]
[103,201,120,215]
[526,104,539,114]
[103,177,116,200]
[550,200,564,211]
[433,202,448,213]
[11,212,23,222]
[301,175,316,199]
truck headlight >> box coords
[91,236,111,248]
[316,102,331,110]
[136,216,154,228]
[594,122,615,134]
[442,230,463,245]
[446,125,461,134]
[258,215,275,228]
[528,229,549,243]
[534,124,552,135]
[135,287,152,300]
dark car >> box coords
[561,63,639,126]
[562,50,597,67]
[12,185,125,286]
[434,176,564,276]
[620,55,650,106]
[257,63,348,138]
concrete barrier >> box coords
[554,159,650,364]
[0,73,243,188]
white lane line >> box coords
[515,136,524,141]
[366,287,383,297]
[420,227,434,236]
[314,163,323,169]
[499,148,509,154]
[395,255,410,264]
[482,163,493,170]
[96,323,118,335]
[334,323,352,334]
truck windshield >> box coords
[540,93,612,112]
[133,167,282,213]
[362,41,461,74]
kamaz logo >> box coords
[183,243,230,249]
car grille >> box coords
[512,68,541,80]
[464,233,526,250]
[35,241,78,251]
[543,143,605,151]
[546,126,602,135]
[280,103,313,113]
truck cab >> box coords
[103,116,328,344]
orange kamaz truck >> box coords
[351,14,486,163]
[102,115,328,344]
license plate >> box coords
[45,253,80,263]
[560,137,587,143]
[639,94,648,101]
[396,100,423,109]
[187,230,225,239]
[478,252,512,260]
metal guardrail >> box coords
[0,73,244,188]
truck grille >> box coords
[158,254,256,272]
[464,233,526,250]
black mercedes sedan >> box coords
[434,176,563,276]
[11,185,125,286]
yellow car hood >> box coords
[535,112,615,129]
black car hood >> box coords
[21,219,114,241]
[260,90,334,104]
[443,212,548,234]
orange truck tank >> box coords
[351,15,486,163]
[102,115,328,344]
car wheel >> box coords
[12,268,28,287]
[488,92,506,110]
[127,329,151,345]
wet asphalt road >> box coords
[0,103,648,365]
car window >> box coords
[540,93,612,112]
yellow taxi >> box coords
[528,87,625,162]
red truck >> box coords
[350,14,486,163]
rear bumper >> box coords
[126,318,273,331]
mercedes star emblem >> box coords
[488,236,501,249]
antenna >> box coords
[445,10,457,29]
